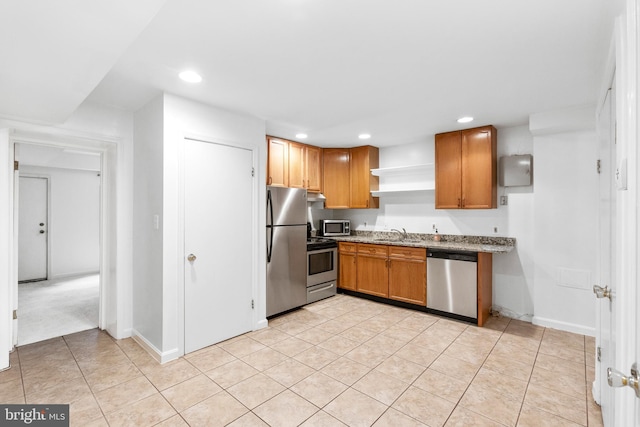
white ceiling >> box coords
[2,0,624,147]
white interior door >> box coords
[18,176,48,282]
[184,139,254,354]
[596,85,616,426]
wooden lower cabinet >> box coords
[388,246,426,306]
[338,242,357,291]
[356,244,389,298]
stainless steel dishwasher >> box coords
[427,249,478,321]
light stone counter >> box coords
[331,231,515,254]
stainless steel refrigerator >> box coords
[266,186,307,317]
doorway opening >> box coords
[14,142,103,346]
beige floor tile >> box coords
[316,319,356,335]
[345,342,392,368]
[249,328,291,346]
[299,410,348,426]
[219,337,267,358]
[459,386,522,426]
[185,346,236,372]
[444,406,505,427]
[268,336,314,357]
[161,374,222,412]
[155,414,189,426]
[538,339,586,364]
[294,345,340,369]
[84,361,142,392]
[380,324,422,343]
[443,341,490,366]
[472,367,528,401]
[429,354,480,384]
[95,376,158,414]
[360,317,395,334]
[542,328,585,351]
[21,361,84,395]
[529,364,587,399]
[26,375,91,404]
[180,391,248,427]
[0,378,25,403]
[373,408,428,426]
[273,320,314,336]
[490,340,538,365]
[396,313,438,332]
[254,389,319,427]
[394,342,441,367]
[498,332,542,352]
[291,372,348,407]
[535,353,585,378]
[206,359,259,389]
[321,357,372,386]
[375,355,426,383]
[145,358,201,391]
[17,337,68,361]
[324,388,388,427]
[366,333,407,354]
[353,369,410,405]
[482,315,510,332]
[227,373,286,409]
[264,358,316,387]
[339,325,379,343]
[412,368,469,403]
[105,393,177,427]
[241,347,289,371]
[318,335,360,355]
[392,386,456,427]
[227,412,270,426]
[76,348,131,374]
[296,326,335,345]
[482,352,534,382]
[0,363,22,385]
[587,398,604,427]
[523,383,587,425]
[517,404,584,427]
[69,395,104,427]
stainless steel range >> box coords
[306,237,338,303]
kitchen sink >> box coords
[373,237,422,243]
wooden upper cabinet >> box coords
[323,148,351,209]
[267,137,288,187]
[288,142,306,189]
[350,146,379,209]
[435,125,497,209]
[305,145,323,192]
[267,136,323,191]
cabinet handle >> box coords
[457,198,461,208]
[268,176,272,185]
[462,197,465,207]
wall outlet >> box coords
[500,195,508,205]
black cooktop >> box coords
[307,237,338,251]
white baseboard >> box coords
[131,329,180,364]
[532,316,596,337]
[255,319,268,330]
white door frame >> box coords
[5,132,117,352]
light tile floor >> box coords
[0,294,603,426]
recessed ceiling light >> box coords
[296,133,308,139]
[358,134,371,140]
[179,70,202,83]
[457,116,474,123]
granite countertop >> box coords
[331,231,516,254]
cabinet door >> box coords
[356,244,388,297]
[435,131,462,209]
[323,148,351,208]
[339,251,357,291]
[350,146,379,208]
[306,145,323,192]
[461,126,497,209]
[267,137,288,187]
[288,142,306,189]
[389,257,426,306]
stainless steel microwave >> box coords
[318,219,350,236]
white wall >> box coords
[334,118,597,334]
[132,93,267,360]
[20,165,101,278]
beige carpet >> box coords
[18,273,99,345]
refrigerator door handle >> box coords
[267,189,273,263]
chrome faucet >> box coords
[391,228,408,241]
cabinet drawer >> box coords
[338,242,357,253]
[357,243,388,256]
[388,246,426,260]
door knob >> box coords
[607,363,640,398]
[593,285,611,300]
[187,254,197,262]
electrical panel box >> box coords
[500,154,532,187]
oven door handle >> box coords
[309,283,335,294]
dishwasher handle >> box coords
[427,250,477,263]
